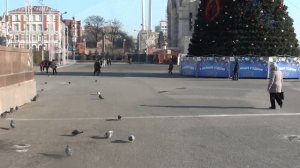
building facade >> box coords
[158,20,168,35]
[63,17,82,58]
[7,6,64,57]
[167,0,199,54]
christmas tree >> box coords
[188,0,299,56]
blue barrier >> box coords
[180,56,300,79]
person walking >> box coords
[168,59,174,75]
[94,60,101,76]
[267,63,283,109]
[44,59,51,74]
[51,59,57,75]
[232,60,239,80]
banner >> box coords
[180,57,197,76]
[235,56,269,78]
[197,57,230,77]
[270,57,300,78]
[180,56,300,79]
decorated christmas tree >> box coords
[188,0,299,56]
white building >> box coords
[167,0,199,54]
[158,20,168,35]
[4,6,65,61]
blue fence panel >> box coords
[180,56,300,79]
[271,57,300,78]
[180,57,197,76]
[236,57,269,78]
[197,57,230,77]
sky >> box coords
[1,0,300,40]
[0,0,168,38]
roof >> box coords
[9,6,59,14]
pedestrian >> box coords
[51,59,57,75]
[94,60,100,76]
[39,60,45,72]
[267,63,283,109]
[168,59,174,75]
[232,60,239,80]
[44,59,51,74]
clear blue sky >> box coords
[0,0,167,38]
[1,0,300,41]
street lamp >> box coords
[39,0,45,60]
[60,12,67,65]
[5,0,8,47]
[140,24,149,63]
[123,38,126,61]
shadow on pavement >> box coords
[111,140,129,143]
[35,71,183,78]
[0,127,10,130]
[39,153,65,159]
[140,105,268,110]
[60,134,75,137]
[90,136,107,139]
[105,119,119,121]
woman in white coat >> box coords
[267,63,283,109]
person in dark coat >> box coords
[44,60,51,74]
[51,59,57,75]
[168,59,174,75]
[232,60,240,80]
[94,60,101,76]
[39,60,45,72]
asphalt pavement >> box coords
[1,63,300,168]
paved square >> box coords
[1,63,300,168]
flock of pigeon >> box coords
[64,113,135,156]
[1,79,136,157]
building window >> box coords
[25,24,29,31]
[14,15,19,21]
[49,15,53,21]
[15,35,19,41]
[32,15,36,21]
[32,35,37,41]
[14,24,19,31]
[38,24,42,31]
[32,24,37,31]
[38,15,42,21]
[38,35,42,41]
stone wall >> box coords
[0,46,36,113]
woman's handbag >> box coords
[279,92,284,100]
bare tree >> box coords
[107,19,122,51]
[84,15,105,43]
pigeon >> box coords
[31,95,39,101]
[71,130,84,136]
[97,91,104,99]
[68,82,71,84]
[9,108,14,113]
[10,120,15,129]
[15,106,19,111]
[95,80,97,83]
[1,111,8,118]
[117,115,122,120]
[105,130,114,139]
[65,145,72,156]
[44,82,47,84]
[41,89,44,92]
[128,135,135,143]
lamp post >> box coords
[39,0,45,60]
[5,0,8,47]
[61,12,67,65]
[71,17,77,61]
[123,38,126,61]
[140,24,149,63]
